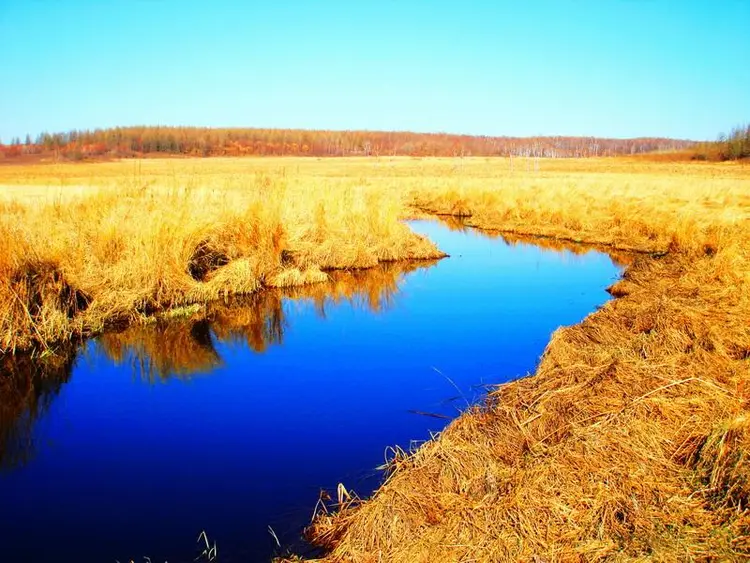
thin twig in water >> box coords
[432,366,469,407]
[268,525,281,549]
[196,530,217,562]
[407,409,451,419]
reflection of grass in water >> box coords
[98,320,221,382]
[96,259,438,381]
[209,292,287,353]
[433,215,472,234]
[0,349,75,470]
[436,215,635,266]
[286,260,439,318]
[97,293,288,380]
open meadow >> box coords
[1,156,750,560]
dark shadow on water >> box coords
[0,350,77,471]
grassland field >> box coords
[1,155,750,561]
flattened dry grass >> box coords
[295,158,750,562]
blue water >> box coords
[0,220,622,563]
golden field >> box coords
[2,156,750,561]
[0,157,448,353]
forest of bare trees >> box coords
[0,126,696,161]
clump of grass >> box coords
[0,165,444,353]
[0,219,89,353]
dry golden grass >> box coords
[289,157,750,562]
[2,156,750,561]
[98,260,432,380]
[0,158,446,353]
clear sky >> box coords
[1,0,748,141]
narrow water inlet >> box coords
[0,220,623,563]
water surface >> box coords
[0,220,622,562]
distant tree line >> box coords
[692,124,750,161]
[0,126,696,160]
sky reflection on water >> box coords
[0,220,622,563]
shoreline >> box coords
[300,197,750,561]
[0,156,748,561]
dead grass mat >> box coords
[297,167,750,562]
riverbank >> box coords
[299,158,750,561]
[0,158,448,354]
[2,156,749,560]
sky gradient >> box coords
[1,0,748,141]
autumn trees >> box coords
[0,126,696,161]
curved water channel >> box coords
[0,220,623,563]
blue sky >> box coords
[0,0,748,141]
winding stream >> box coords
[0,220,622,562]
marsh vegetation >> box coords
[1,154,749,561]
[0,220,619,562]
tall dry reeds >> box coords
[0,167,443,354]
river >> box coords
[0,219,622,562]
